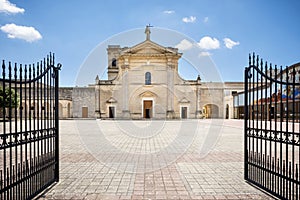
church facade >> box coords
[59,27,244,119]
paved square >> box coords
[40,119,273,199]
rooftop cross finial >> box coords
[145,24,153,40]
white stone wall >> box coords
[67,35,245,119]
[72,87,95,118]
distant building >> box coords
[58,27,244,119]
[233,62,300,119]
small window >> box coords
[145,72,151,85]
[112,58,117,67]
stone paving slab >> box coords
[39,119,275,199]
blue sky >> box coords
[0,0,299,86]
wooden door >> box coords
[82,107,88,118]
[143,100,152,118]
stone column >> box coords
[95,86,101,118]
[95,76,101,118]
[196,75,202,118]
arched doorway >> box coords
[203,104,219,118]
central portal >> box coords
[143,100,153,119]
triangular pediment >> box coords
[106,97,117,103]
[179,97,190,103]
[139,90,157,98]
[122,40,179,55]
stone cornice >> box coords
[121,53,181,58]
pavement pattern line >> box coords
[38,120,275,200]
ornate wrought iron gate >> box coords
[0,54,61,199]
[245,53,300,199]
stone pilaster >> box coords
[166,60,175,119]
[122,63,130,119]
[95,85,101,118]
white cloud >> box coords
[203,17,209,23]
[182,16,196,23]
[0,23,42,42]
[0,0,24,14]
[199,52,212,57]
[198,36,220,50]
[223,38,240,49]
[163,10,174,14]
[175,39,193,51]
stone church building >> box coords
[59,27,244,119]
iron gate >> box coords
[245,53,300,199]
[0,54,61,199]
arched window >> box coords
[145,72,151,85]
[112,58,117,67]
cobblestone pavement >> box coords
[39,119,274,200]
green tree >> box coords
[0,87,19,118]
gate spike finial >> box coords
[29,64,32,79]
[274,65,278,82]
[14,63,17,79]
[49,52,52,65]
[2,60,5,79]
[32,63,35,77]
[41,59,44,73]
[252,52,255,66]
[37,62,40,76]
[249,53,251,66]
[25,64,27,79]
[285,65,289,83]
[19,64,23,80]
[8,62,11,80]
